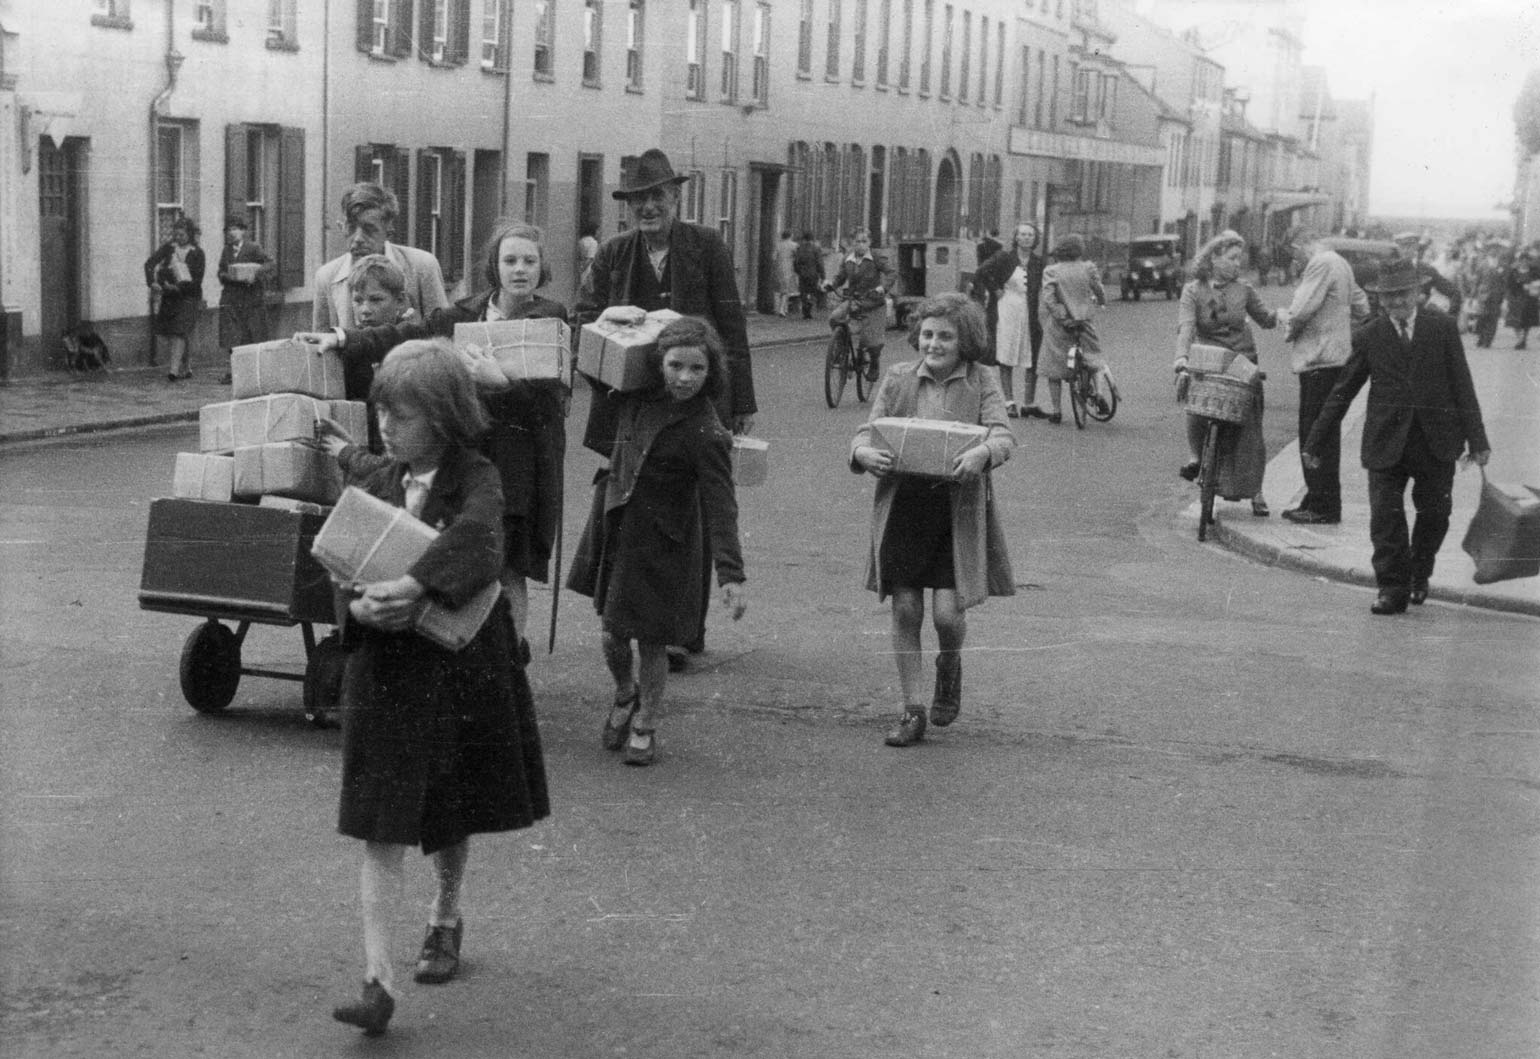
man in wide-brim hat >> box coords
[572,148,758,674]
[1392,230,1462,319]
[1302,258,1490,615]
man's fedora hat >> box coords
[1366,259,1421,294]
[613,149,690,200]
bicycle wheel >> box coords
[854,345,871,402]
[1086,369,1118,422]
[824,327,852,408]
[1069,361,1089,429]
[1197,419,1220,542]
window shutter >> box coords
[354,144,373,182]
[278,127,307,289]
[452,0,471,64]
[391,148,411,227]
[445,150,466,281]
[225,124,250,224]
[416,150,434,251]
[497,0,512,70]
[390,0,412,57]
[357,0,374,51]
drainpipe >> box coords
[147,2,184,364]
[321,0,332,269]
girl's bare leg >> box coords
[633,643,668,733]
[891,588,926,706]
[429,840,469,927]
[360,841,406,993]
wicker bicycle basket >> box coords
[1185,373,1253,423]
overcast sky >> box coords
[1301,0,1540,221]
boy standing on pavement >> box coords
[825,228,895,382]
[1281,231,1371,526]
[216,215,274,383]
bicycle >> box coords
[823,290,874,408]
[1182,369,1262,542]
[1065,335,1118,429]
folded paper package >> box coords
[228,394,368,449]
[228,262,262,284]
[311,486,502,651]
[172,453,234,502]
[869,417,989,478]
[259,495,332,517]
[233,442,345,504]
[453,319,573,387]
[731,436,769,487]
[231,339,346,400]
[1224,356,1260,385]
[1185,343,1237,375]
[199,402,234,454]
[577,309,683,391]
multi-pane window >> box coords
[852,0,866,83]
[875,0,890,86]
[431,0,450,62]
[421,0,469,65]
[1101,73,1117,123]
[919,0,932,94]
[977,17,987,105]
[422,151,444,257]
[533,0,554,76]
[195,0,217,33]
[483,0,509,70]
[718,170,738,246]
[939,4,952,99]
[1050,54,1060,126]
[720,0,738,100]
[1071,64,1088,119]
[825,0,840,81]
[957,10,969,102]
[1016,46,1029,125]
[227,123,306,288]
[417,149,466,281]
[156,123,188,243]
[373,0,390,52]
[687,0,706,98]
[246,128,270,244]
[797,0,813,76]
[751,3,769,104]
[93,0,131,25]
[993,27,1003,105]
[583,0,602,84]
[626,0,644,89]
[898,0,912,89]
[1034,49,1045,127]
[267,0,298,48]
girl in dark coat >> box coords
[567,317,748,766]
[142,216,205,380]
[318,339,550,1036]
[308,222,568,650]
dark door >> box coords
[577,154,603,239]
[469,150,503,293]
[934,155,961,238]
[39,137,84,366]
[868,146,886,243]
[750,167,781,315]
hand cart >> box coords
[138,498,346,727]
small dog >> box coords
[63,323,112,373]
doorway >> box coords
[469,150,502,293]
[934,153,961,238]
[868,146,886,245]
[39,137,85,368]
[748,166,782,315]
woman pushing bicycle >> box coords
[1039,233,1116,423]
[1172,230,1278,518]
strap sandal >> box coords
[601,690,640,752]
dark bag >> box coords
[1462,469,1540,584]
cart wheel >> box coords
[303,633,347,729]
[179,620,241,714]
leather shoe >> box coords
[1409,579,1429,605]
[414,919,463,984]
[1178,460,1200,482]
[1281,508,1339,525]
[333,979,394,1036]
[624,727,657,766]
[1370,589,1409,615]
[884,709,927,747]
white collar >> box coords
[846,251,873,264]
[402,467,438,490]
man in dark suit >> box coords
[1303,260,1491,615]
[575,148,757,668]
[975,229,1003,268]
[216,214,275,382]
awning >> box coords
[1264,191,1330,212]
[19,92,85,148]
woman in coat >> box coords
[1506,246,1540,349]
[313,221,568,650]
[972,222,1046,418]
[1037,233,1107,423]
[1173,231,1278,516]
[142,216,205,380]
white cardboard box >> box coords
[453,319,573,387]
[172,452,234,501]
[870,417,989,478]
[231,339,346,400]
[576,309,683,391]
[310,486,502,651]
[232,442,344,504]
[230,394,367,449]
[731,436,769,487]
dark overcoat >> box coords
[343,291,569,582]
[1305,307,1489,470]
[216,239,274,346]
[334,444,549,855]
[566,390,744,644]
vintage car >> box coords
[1121,235,1183,300]
[1315,236,1398,290]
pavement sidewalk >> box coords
[1193,339,1540,617]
